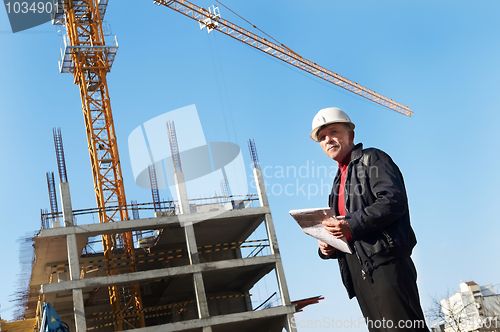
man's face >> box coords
[318,123,355,163]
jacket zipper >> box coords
[344,162,367,280]
[354,246,367,280]
[382,230,394,245]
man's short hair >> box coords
[317,122,353,139]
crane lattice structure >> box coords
[154,0,412,116]
[53,0,144,330]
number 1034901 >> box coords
[5,2,54,14]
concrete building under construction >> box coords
[16,131,303,332]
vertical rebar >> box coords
[220,179,230,204]
[248,138,260,169]
[131,200,142,242]
[131,200,140,220]
[53,128,68,183]
[167,121,182,173]
[40,209,49,230]
[46,172,59,223]
[148,164,161,212]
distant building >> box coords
[432,281,500,332]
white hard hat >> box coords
[310,107,355,142]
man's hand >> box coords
[322,216,352,239]
[318,240,336,256]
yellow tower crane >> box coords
[53,0,145,330]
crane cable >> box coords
[214,0,300,56]
[206,33,237,145]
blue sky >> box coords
[1,0,499,329]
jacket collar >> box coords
[349,143,364,163]
[332,143,363,184]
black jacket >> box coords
[320,143,417,298]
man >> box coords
[311,107,428,332]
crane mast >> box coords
[54,0,145,329]
[154,0,412,116]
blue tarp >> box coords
[40,303,69,332]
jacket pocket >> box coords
[358,230,396,258]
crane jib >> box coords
[156,0,413,116]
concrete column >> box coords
[263,212,297,331]
[60,182,87,332]
[264,213,292,306]
[253,167,268,207]
[72,289,87,332]
[67,233,87,332]
[254,167,296,330]
[67,234,80,280]
[244,292,253,311]
[60,182,74,227]
[184,223,210,319]
[284,312,297,332]
[193,270,210,319]
[174,172,190,214]
[175,172,210,320]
